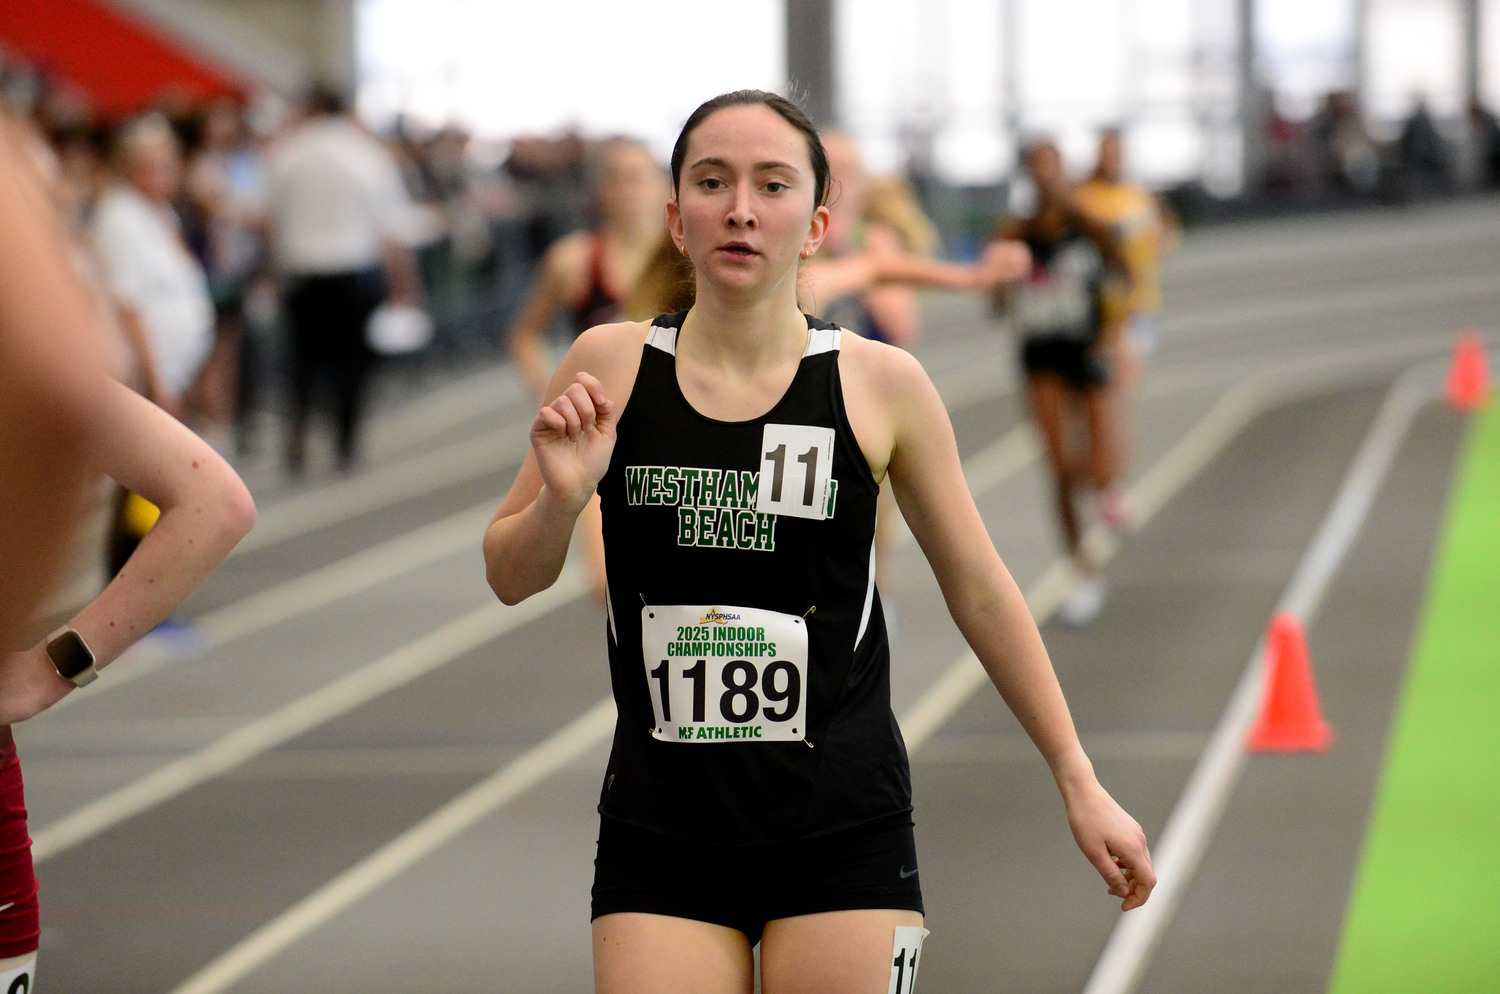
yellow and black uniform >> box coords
[1073,178,1164,350]
[591,311,920,940]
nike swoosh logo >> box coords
[899,866,918,879]
[0,902,13,912]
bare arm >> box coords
[381,237,424,307]
[802,240,1029,312]
[868,344,1155,910]
[857,226,923,346]
[507,238,582,402]
[1,380,257,722]
[484,323,642,604]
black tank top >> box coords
[595,311,911,844]
[1014,217,1105,343]
[570,232,624,336]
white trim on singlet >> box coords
[804,326,842,356]
[645,322,842,358]
[854,535,877,647]
[644,324,678,355]
[605,588,617,644]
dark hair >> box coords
[1020,135,1060,162]
[304,82,348,117]
[669,90,830,208]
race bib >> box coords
[0,953,35,994]
[756,424,835,521]
[641,604,808,743]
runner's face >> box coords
[668,105,828,298]
[599,143,669,230]
[822,132,866,229]
[1097,134,1122,181]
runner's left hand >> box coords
[1065,781,1156,911]
[979,239,1031,286]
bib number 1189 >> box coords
[641,604,808,743]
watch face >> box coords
[47,628,95,679]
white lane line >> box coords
[898,367,1273,752]
[31,570,586,865]
[1161,270,1500,342]
[43,503,500,712]
[360,365,528,458]
[1080,360,1441,994]
[898,341,1429,750]
[238,432,527,554]
[164,697,618,994]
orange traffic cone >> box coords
[1445,328,1491,412]
[1249,613,1333,752]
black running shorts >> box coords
[590,813,924,945]
[1020,335,1110,390]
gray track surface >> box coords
[21,197,1499,992]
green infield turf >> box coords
[1327,400,1500,994]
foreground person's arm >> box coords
[1,380,256,723]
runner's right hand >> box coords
[531,372,617,506]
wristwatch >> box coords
[45,626,98,687]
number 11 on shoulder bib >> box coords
[642,604,808,743]
[757,423,835,521]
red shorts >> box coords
[0,729,40,958]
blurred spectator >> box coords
[503,131,592,264]
[1260,97,1306,196]
[1470,99,1500,190]
[1394,96,1452,197]
[1310,90,1381,195]
[388,119,458,339]
[265,83,422,474]
[181,98,270,456]
[89,114,215,422]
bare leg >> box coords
[1107,330,1142,476]
[761,909,924,994]
[593,913,754,994]
[1083,385,1120,494]
[1026,374,1082,558]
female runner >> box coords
[994,138,1129,626]
[1074,128,1177,527]
[507,138,675,402]
[485,91,1153,993]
